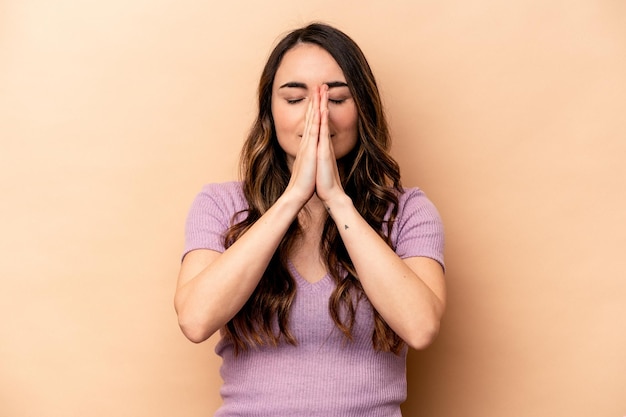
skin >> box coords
[174,43,446,350]
[272,43,358,167]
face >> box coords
[271,43,359,166]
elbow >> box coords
[404,304,444,350]
[174,301,214,344]
[181,326,210,344]
[177,317,213,344]
[405,320,441,350]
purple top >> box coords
[184,182,444,417]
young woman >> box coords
[175,23,446,417]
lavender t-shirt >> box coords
[184,182,444,417]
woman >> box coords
[175,23,445,417]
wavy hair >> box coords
[223,23,404,354]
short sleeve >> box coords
[183,182,247,259]
[391,188,445,269]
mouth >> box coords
[297,134,336,138]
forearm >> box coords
[324,194,445,349]
[175,192,304,343]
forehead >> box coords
[273,43,347,86]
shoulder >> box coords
[197,181,245,201]
[183,182,247,257]
[185,181,248,231]
[396,187,441,222]
[390,186,445,266]
[192,181,247,212]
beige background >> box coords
[1,0,625,416]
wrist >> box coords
[322,193,354,219]
[276,189,310,213]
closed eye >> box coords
[329,98,347,104]
[286,98,305,104]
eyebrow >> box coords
[278,81,349,89]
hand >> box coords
[283,89,320,206]
[315,85,345,203]
[283,85,347,206]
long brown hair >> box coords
[223,23,404,354]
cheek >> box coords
[330,106,358,132]
[272,103,304,134]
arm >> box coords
[175,193,304,343]
[324,195,446,350]
[175,94,322,343]
[316,86,445,350]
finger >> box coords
[309,85,321,142]
[301,96,314,145]
[286,95,316,201]
[293,87,320,177]
[318,85,336,163]
[319,84,330,151]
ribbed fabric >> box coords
[183,182,445,417]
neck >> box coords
[298,193,328,233]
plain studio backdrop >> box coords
[1,1,625,416]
